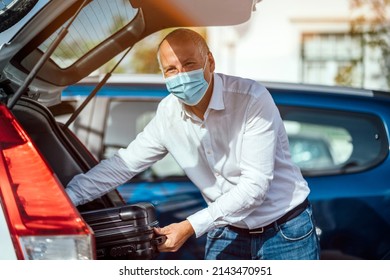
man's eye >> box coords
[165,68,178,76]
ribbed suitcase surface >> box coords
[81,202,165,260]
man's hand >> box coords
[154,220,195,252]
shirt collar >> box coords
[208,73,225,111]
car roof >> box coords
[71,73,380,98]
[61,73,390,112]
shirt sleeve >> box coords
[117,106,168,172]
[187,88,281,237]
[66,109,168,206]
[65,153,135,206]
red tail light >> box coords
[0,104,94,259]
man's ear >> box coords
[208,52,216,72]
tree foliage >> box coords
[350,0,390,89]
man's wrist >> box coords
[183,219,195,237]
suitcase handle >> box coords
[153,235,167,246]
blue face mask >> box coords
[164,58,209,106]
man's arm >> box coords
[66,153,135,206]
[66,106,169,206]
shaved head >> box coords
[157,28,210,69]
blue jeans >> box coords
[205,205,320,260]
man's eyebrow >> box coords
[163,57,197,69]
[183,56,198,62]
[180,57,199,66]
[162,63,176,71]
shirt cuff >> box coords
[187,207,217,238]
[65,188,81,206]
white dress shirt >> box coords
[66,73,310,238]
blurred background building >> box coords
[106,0,390,91]
[209,0,389,91]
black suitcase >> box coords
[81,202,166,260]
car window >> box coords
[280,106,388,176]
[285,121,351,170]
[104,102,388,178]
[103,100,158,158]
[38,0,139,68]
[103,99,185,179]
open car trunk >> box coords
[12,97,124,212]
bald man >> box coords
[66,28,320,260]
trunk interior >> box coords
[12,97,125,212]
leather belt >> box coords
[228,198,309,235]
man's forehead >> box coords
[161,38,196,52]
[160,39,200,61]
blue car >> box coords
[60,77,390,260]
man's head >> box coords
[157,28,212,76]
[157,28,215,107]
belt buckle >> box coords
[249,227,264,234]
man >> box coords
[66,28,320,260]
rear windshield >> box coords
[38,0,138,68]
